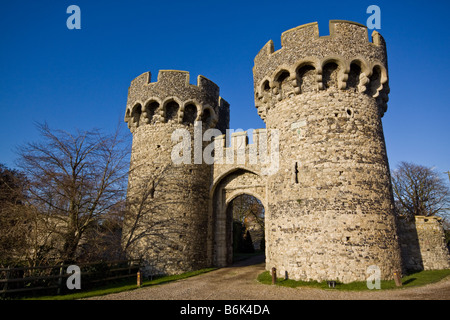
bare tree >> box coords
[231,194,265,230]
[230,194,265,251]
[121,164,176,255]
[122,164,213,276]
[16,123,130,263]
[391,161,450,221]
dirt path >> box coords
[89,255,450,300]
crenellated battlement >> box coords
[280,20,381,50]
[125,70,228,132]
[129,70,220,101]
[254,20,385,67]
[253,20,390,121]
[212,129,279,177]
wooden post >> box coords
[137,271,142,287]
[271,267,277,285]
[57,262,64,295]
[393,271,402,287]
[2,267,10,296]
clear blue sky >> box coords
[1,0,449,179]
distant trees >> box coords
[232,194,265,230]
[231,194,265,253]
[0,164,30,264]
[0,123,131,266]
[391,162,450,221]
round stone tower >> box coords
[253,21,401,283]
[123,70,229,275]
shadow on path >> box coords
[231,253,265,267]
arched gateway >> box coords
[209,167,267,267]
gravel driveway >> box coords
[89,255,450,300]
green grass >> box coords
[257,269,450,291]
[23,268,217,300]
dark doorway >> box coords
[226,194,265,264]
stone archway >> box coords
[210,168,267,267]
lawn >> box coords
[257,269,450,291]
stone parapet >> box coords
[253,20,389,121]
[125,70,229,133]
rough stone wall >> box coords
[253,20,401,283]
[123,70,229,275]
[125,123,211,275]
[397,216,450,272]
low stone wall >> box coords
[397,216,450,272]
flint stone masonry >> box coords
[253,20,400,283]
[397,216,450,272]
[123,70,229,275]
[122,20,449,283]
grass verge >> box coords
[23,268,217,300]
[257,269,450,291]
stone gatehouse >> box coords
[122,20,450,283]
